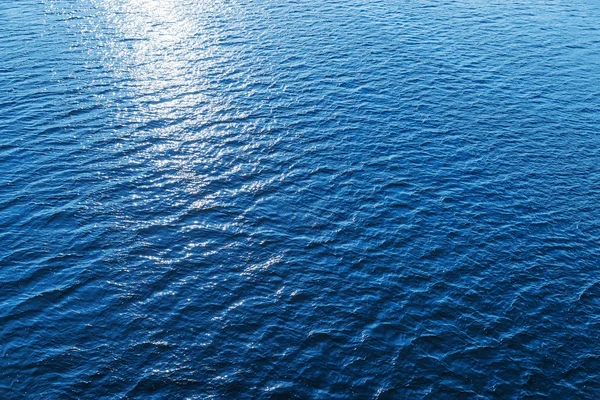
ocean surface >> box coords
[2,0,600,398]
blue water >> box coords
[2,0,600,397]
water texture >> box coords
[1,0,600,397]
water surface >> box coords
[2,0,600,397]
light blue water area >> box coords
[2,0,600,397]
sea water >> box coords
[1,0,600,397]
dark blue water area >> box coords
[2,0,600,397]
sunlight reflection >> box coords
[108,0,195,98]
[93,0,251,259]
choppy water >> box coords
[2,0,600,397]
